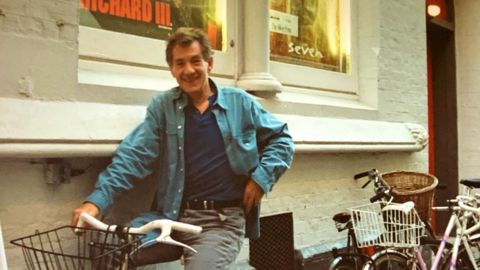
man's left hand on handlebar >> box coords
[71,202,99,230]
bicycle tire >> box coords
[363,251,409,270]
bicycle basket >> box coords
[380,171,438,223]
[348,201,424,248]
[10,226,145,270]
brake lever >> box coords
[160,236,198,253]
[361,179,372,189]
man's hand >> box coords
[71,202,99,229]
[243,179,265,214]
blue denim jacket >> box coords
[86,80,294,243]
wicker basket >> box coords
[380,171,438,223]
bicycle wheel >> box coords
[441,242,478,270]
[363,251,409,270]
[416,238,450,269]
[329,258,358,270]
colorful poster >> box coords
[269,0,350,73]
[79,0,226,51]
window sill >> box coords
[274,85,373,110]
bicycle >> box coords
[329,169,414,270]
[10,212,202,269]
[329,169,440,270]
[366,178,480,270]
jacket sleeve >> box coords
[249,99,295,195]
[86,99,163,213]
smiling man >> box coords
[72,27,294,269]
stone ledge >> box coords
[0,98,427,158]
[277,114,427,154]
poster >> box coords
[269,0,350,73]
[79,0,226,51]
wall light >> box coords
[427,5,441,17]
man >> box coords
[71,27,294,269]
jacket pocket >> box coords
[232,131,259,173]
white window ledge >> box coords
[277,114,427,154]
[0,98,427,158]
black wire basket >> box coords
[10,226,145,270]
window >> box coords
[78,0,235,90]
[269,0,356,95]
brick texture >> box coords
[0,0,430,269]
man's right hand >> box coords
[71,202,99,229]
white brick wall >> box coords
[456,0,480,180]
[0,0,429,269]
[377,0,428,125]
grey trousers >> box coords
[135,207,246,270]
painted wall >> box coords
[0,0,428,269]
[455,1,480,181]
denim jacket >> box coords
[86,80,295,243]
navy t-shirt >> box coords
[182,94,245,202]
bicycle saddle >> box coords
[333,212,351,223]
[460,178,480,188]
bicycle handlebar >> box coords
[354,169,379,189]
[457,195,480,215]
[77,212,202,234]
[354,171,371,180]
[76,213,202,252]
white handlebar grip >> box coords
[76,214,86,228]
[76,212,110,232]
[171,221,202,234]
[74,212,89,234]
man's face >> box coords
[169,41,213,95]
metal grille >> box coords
[249,213,294,270]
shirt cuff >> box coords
[250,166,271,195]
[85,191,110,214]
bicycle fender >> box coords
[369,249,408,261]
[328,257,355,270]
[362,249,409,270]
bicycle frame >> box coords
[413,195,480,270]
[335,169,436,270]
[329,224,375,270]
[328,169,385,270]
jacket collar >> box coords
[173,79,228,110]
